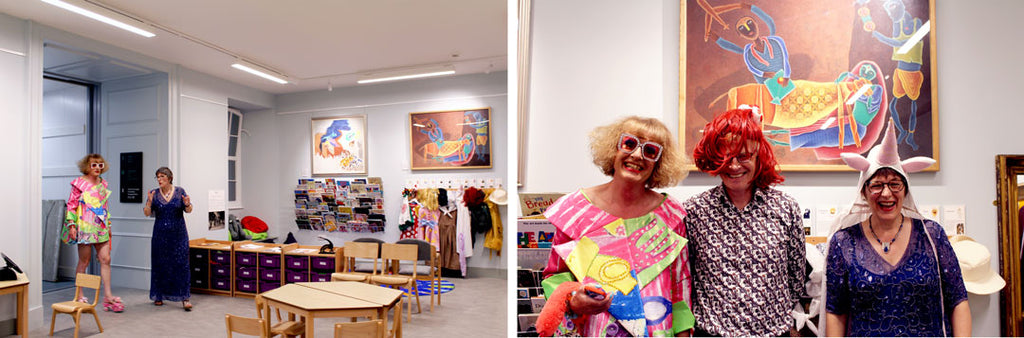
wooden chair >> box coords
[333,320,384,338]
[395,238,442,311]
[49,273,103,338]
[369,243,420,322]
[255,295,304,337]
[332,241,379,282]
[225,313,269,337]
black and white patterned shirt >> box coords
[683,185,806,336]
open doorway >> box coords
[40,75,95,293]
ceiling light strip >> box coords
[0,47,26,57]
[40,0,155,37]
[357,70,455,84]
[231,62,289,84]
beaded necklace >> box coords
[868,214,904,253]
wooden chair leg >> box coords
[91,309,103,332]
[73,311,81,338]
[49,310,56,336]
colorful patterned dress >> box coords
[149,187,191,302]
[63,177,112,244]
[541,190,694,337]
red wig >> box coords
[692,107,784,189]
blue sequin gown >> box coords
[826,218,968,336]
[149,187,191,302]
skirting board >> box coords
[466,268,506,279]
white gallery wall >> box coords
[263,71,510,276]
[523,0,1024,336]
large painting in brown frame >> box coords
[680,0,938,171]
[409,108,492,170]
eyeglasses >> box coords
[732,152,756,164]
[618,133,663,162]
[90,163,105,169]
[867,181,905,194]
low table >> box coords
[259,282,404,338]
[0,273,29,336]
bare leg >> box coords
[94,241,115,299]
[76,244,92,274]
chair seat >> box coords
[271,320,304,336]
[332,272,369,282]
[370,275,413,285]
[52,301,90,312]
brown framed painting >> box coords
[311,115,367,176]
[409,108,492,170]
[680,0,938,171]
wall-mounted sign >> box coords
[119,152,143,203]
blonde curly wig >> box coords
[589,116,688,189]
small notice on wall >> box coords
[119,152,143,203]
[208,189,225,230]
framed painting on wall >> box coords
[409,108,492,170]
[680,0,938,171]
[311,115,367,176]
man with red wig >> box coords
[683,106,806,336]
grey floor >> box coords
[22,277,507,337]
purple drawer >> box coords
[190,249,207,262]
[285,256,309,270]
[212,264,231,277]
[237,266,258,279]
[259,281,281,293]
[311,256,335,271]
[212,250,231,264]
[211,276,231,291]
[259,254,281,268]
[237,279,257,293]
[236,252,257,266]
[310,271,332,282]
[191,276,207,289]
[261,268,281,281]
[286,270,309,283]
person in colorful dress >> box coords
[536,116,692,337]
[824,121,970,336]
[63,153,124,312]
[144,167,194,311]
[684,106,805,336]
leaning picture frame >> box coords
[311,115,367,176]
[409,108,492,170]
[680,0,938,171]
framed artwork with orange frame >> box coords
[680,0,938,171]
[409,108,492,170]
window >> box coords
[228,108,243,209]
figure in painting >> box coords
[700,0,794,104]
[315,119,356,158]
[413,116,476,166]
[857,0,926,150]
[464,110,489,159]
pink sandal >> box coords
[103,297,124,313]
[77,296,88,303]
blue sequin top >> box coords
[826,218,968,337]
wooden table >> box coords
[0,273,29,336]
[259,282,404,338]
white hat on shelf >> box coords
[488,187,507,205]
[950,235,1006,295]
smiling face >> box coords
[719,135,759,194]
[613,133,660,186]
[863,169,907,223]
[87,159,105,178]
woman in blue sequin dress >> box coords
[824,122,970,336]
[144,167,194,311]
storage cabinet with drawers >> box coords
[282,245,341,284]
[188,238,234,296]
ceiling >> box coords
[2,0,508,94]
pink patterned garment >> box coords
[541,189,693,337]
